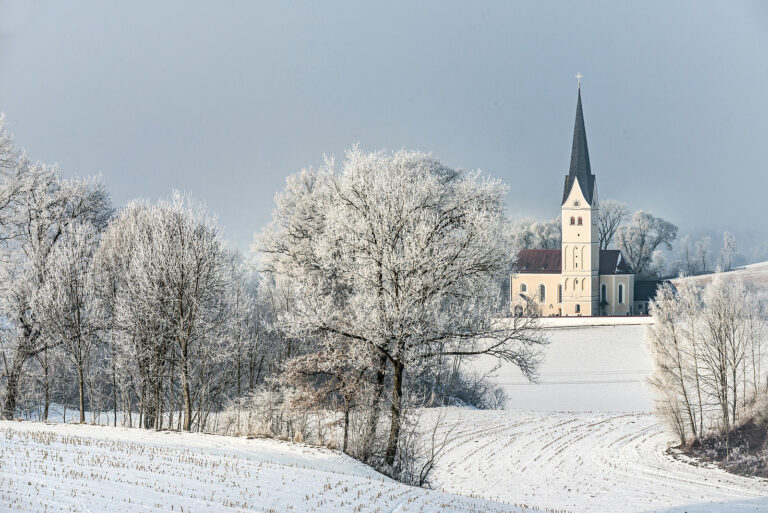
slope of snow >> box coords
[0,420,533,513]
[474,324,655,412]
[675,260,768,288]
[428,408,768,513]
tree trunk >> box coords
[2,359,23,420]
[77,364,86,423]
[181,340,192,431]
[42,348,50,422]
[362,355,387,461]
[385,359,404,468]
[111,352,118,427]
[342,408,350,454]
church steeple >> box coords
[561,85,596,206]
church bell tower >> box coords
[561,78,600,316]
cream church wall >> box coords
[598,274,634,316]
[510,273,563,316]
[560,176,599,316]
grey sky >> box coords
[1,1,767,255]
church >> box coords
[510,83,657,317]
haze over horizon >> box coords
[1,0,766,256]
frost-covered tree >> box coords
[508,216,561,251]
[753,242,768,264]
[615,211,677,278]
[0,139,111,419]
[649,273,768,456]
[720,232,737,271]
[97,193,230,431]
[649,249,667,278]
[33,223,102,423]
[695,236,711,274]
[674,235,695,275]
[258,147,545,470]
[648,283,699,443]
[597,199,629,250]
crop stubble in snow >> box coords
[0,421,534,513]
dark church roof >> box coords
[634,280,674,303]
[513,248,633,275]
[514,249,562,274]
[561,88,596,206]
[598,250,634,275]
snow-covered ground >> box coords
[458,319,768,512]
[428,408,768,513]
[675,260,768,288]
[0,420,533,513]
[539,316,654,328]
[475,324,656,411]
[6,289,768,513]
[5,407,768,513]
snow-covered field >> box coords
[0,420,533,513]
[5,281,768,513]
[675,260,768,288]
[475,324,655,411]
[5,407,768,513]
[429,408,768,513]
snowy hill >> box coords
[674,260,768,288]
[0,420,534,513]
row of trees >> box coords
[673,232,741,276]
[0,114,544,482]
[647,274,767,457]
[0,114,264,429]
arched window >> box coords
[570,216,575,225]
[577,217,583,225]
[575,304,581,314]
[520,283,527,293]
[557,284,562,304]
[601,284,607,303]
[539,284,546,303]
[618,283,624,304]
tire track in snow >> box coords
[428,409,768,513]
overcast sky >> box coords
[1,1,767,255]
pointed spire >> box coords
[562,86,596,205]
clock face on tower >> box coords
[573,201,580,207]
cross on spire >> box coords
[575,72,583,89]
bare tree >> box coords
[649,272,768,458]
[597,199,629,250]
[647,283,698,443]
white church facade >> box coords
[510,85,659,317]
